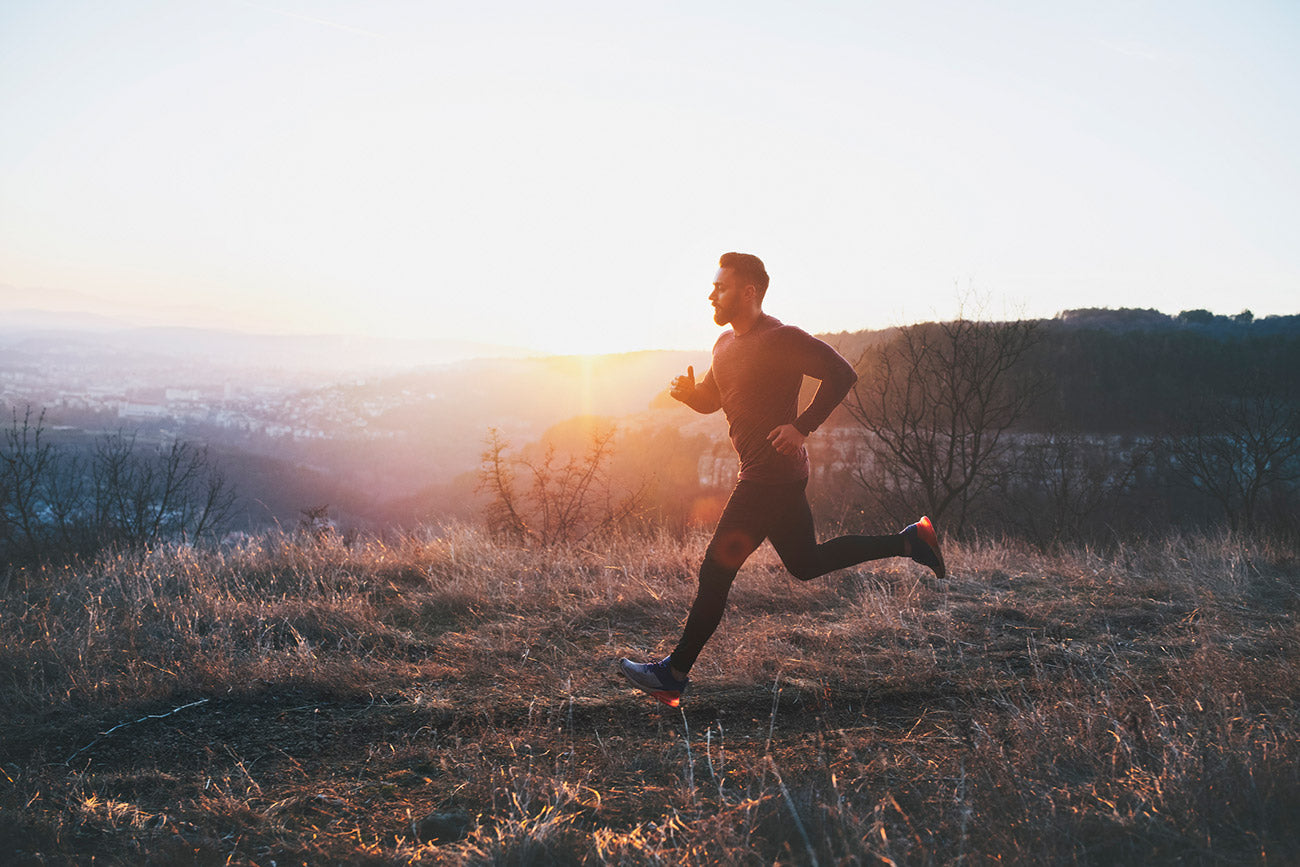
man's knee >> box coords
[708,528,758,571]
[773,543,823,581]
[785,560,822,582]
[698,556,737,593]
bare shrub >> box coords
[1,406,237,565]
[478,422,642,547]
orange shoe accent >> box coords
[918,515,946,579]
[650,690,682,708]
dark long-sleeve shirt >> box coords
[683,314,858,483]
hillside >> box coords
[1,529,1296,863]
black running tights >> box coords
[669,478,904,673]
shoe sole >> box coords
[916,516,947,580]
[649,690,682,708]
[619,662,685,707]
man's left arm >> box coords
[767,330,858,456]
[791,332,858,436]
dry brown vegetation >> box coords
[1,527,1297,865]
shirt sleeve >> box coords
[687,367,723,414]
[789,330,858,435]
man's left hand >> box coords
[767,424,806,457]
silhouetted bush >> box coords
[1,406,238,566]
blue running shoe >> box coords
[901,515,946,579]
[619,656,689,707]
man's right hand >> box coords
[669,365,697,404]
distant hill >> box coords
[1054,307,1300,337]
[0,312,534,371]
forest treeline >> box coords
[1026,308,1300,433]
[822,307,1300,433]
[830,308,1300,545]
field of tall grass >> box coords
[1,525,1296,864]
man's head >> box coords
[718,252,769,299]
[710,252,768,328]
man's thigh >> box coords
[764,480,819,574]
[704,481,770,572]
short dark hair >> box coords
[719,252,769,298]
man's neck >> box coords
[730,308,764,336]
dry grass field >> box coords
[1,526,1296,865]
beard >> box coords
[712,305,730,326]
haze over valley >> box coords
[6,305,1297,539]
[1,311,724,532]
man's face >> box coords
[709,267,750,326]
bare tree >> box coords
[1,406,55,560]
[846,315,1042,534]
[1167,387,1300,535]
[185,458,238,541]
[41,446,93,552]
[2,407,238,564]
[1000,430,1154,548]
[478,423,642,546]
[91,434,238,549]
[91,431,144,544]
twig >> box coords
[679,707,695,797]
[65,698,210,765]
[768,754,820,867]
[225,745,263,795]
[706,723,726,800]
[764,671,782,756]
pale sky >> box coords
[2,1,1297,355]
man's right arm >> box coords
[671,365,722,414]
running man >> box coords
[619,252,945,707]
